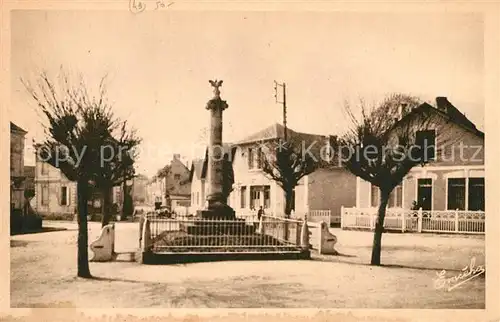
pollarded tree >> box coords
[24,70,139,277]
[96,120,141,227]
[261,138,318,218]
[334,93,463,265]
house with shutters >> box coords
[34,159,123,218]
[34,158,78,217]
[188,123,357,221]
[354,97,485,213]
[147,154,192,211]
[10,122,27,212]
[163,154,191,210]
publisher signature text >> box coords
[433,257,485,291]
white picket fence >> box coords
[292,210,341,226]
[340,206,485,234]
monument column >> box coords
[206,82,227,204]
[199,79,235,219]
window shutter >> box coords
[248,148,253,169]
[56,186,61,205]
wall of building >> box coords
[356,109,485,211]
[404,166,485,211]
[307,168,357,217]
[189,177,207,214]
[229,143,284,215]
[167,156,192,196]
[10,130,26,210]
[34,160,77,216]
[387,110,484,167]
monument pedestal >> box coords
[197,199,236,220]
[180,195,247,235]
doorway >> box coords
[417,178,433,210]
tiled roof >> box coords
[235,122,329,145]
[190,159,206,181]
[401,99,484,138]
[236,123,286,144]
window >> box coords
[468,178,485,211]
[417,178,433,210]
[174,174,181,180]
[447,178,466,210]
[240,186,247,208]
[41,162,48,175]
[371,183,403,208]
[60,186,68,206]
[250,186,260,209]
[256,147,263,169]
[263,186,271,209]
[248,148,253,169]
[371,184,379,207]
[41,185,49,206]
[387,183,403,208]
[196,192,199,205]
[415,130,436,162]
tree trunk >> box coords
[283,187,294,241]
[101,186,112,228]
[121,181,128,221]
[370,188,391,266]
[284,187,294,219]
[76,178,92,278]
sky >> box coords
[10,10,484,177]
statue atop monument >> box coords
[209,79,223,99]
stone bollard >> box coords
[257,216,265,235]
[90,224,116,262]
[300,216,311,251]
[138,218,153,264]
[141,218,152,253]
[318,221,338,255]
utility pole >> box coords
[274,81,287,141]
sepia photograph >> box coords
[4,3,494,315]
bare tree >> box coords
[334,93,461,265]
[261,138,318,218]
[23,70,140,277]
[96,121,141,227]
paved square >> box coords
[10,221,485,308]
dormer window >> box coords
[415,129,436,162]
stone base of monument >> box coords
[141,250,310,265]
[179,211,254,235]
[178,201,257,235]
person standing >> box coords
[257,206,265,221]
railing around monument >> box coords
[146,215,305,253]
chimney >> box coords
[173,154,181,160]
[435,97,449,112]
